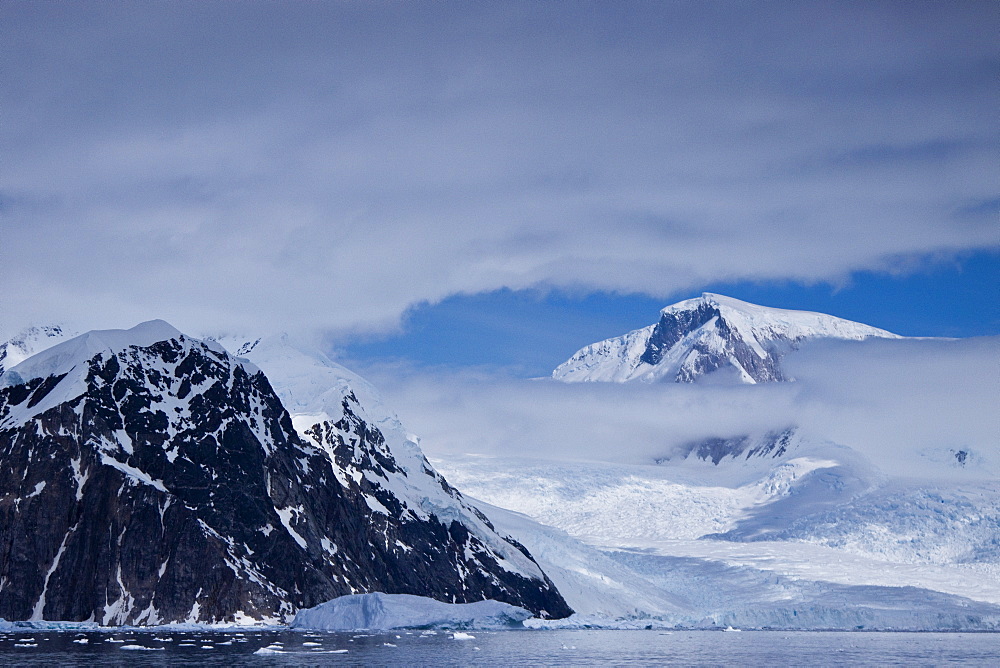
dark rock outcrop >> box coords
[664,428,798,465]
[642,302,787,382]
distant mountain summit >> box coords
[0,322,569,624]
[0,325,75,377]
[552,293,899,384]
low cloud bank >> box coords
[359,336,999,476]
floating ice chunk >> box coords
[291,592,533,631]
[120,645,165,650]
[254,647,285,655]
[452,632,475,640]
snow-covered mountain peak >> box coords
[0,324,76,377]
[0,320,239,433]
[211,333,391,431]
[1,320,192,390]
[663,293,898,340]
[662,292,747,313]
[553,294,901,384]
[662,292,788,319]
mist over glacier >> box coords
[359,335,998,474]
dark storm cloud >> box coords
[1,1,997,337]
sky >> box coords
[2,1,998,373]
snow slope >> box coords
[0,320,198,430]
[0,325,76,378]
[552,293,900,384]
[210,334,555,589]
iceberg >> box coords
[290,593,533,631]
[0,619,99,631]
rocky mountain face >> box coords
[662,428,801,466]
[0,322,570,625]
[552,293,899,384]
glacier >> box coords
[291,593,532,631]
[437,456,1000,627]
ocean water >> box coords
[0,629,997,666]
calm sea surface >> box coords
[0,629,997,666]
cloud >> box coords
[785,335,1000,470]
[2,2,997,337]
[360,336,999,478]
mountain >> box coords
[552,293,900,384]
[433,309,999,628]
[211,332,573,612]
[0,322,569,625]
